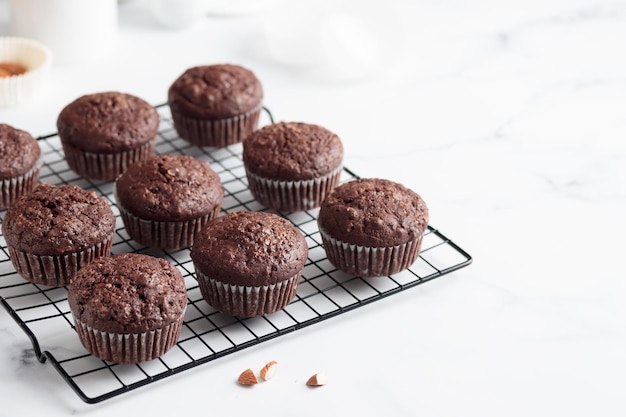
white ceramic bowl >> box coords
[0,37,52,107]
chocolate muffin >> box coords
[68,253,187,364]
[190,211,308,317]
[0,123,42,209]
[115,154,224,250]
[1,183,115,286]
[168,64,263,147]
[243,122,343,212]
[57,91,159,181]
[317,178,429,277]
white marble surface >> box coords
[1,0,625,415]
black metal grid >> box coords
[0,104,472,404]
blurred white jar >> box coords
[148,0,207,29]
[9,0,118,66]
[263,0,405,81]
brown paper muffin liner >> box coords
[6,233,114,287]
[73,313,185,364]
[62,140,156,181]
[318,227,424,277]
[195,268,301,318]
[170,104,262,148]
[245,164,343,212]
[117,203,221,250]
[0,156,42,210]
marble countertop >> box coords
[1,0,624,415]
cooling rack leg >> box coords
[0,298,47,363]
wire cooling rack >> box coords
[0,104,472,404]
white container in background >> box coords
[9,0,118,66]
[148,0,207,29]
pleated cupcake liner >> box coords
[170,104,262,148]
[6,233,114,287]
[195,268,300,318]
[318,227,424,277]
[245,164,343,212]
[0,37,52,107]
[117,202,221,250]
[0,155,42,209]
[73,313,185,364]
[61,140,156,181]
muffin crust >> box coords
[190,211,308,287]
[168,64,263,120]
[57,91,159,153]
[68,253,187,334]
[243,122,343,181]
[0,123,41,179]
[115,154,223,222]
[318,178,429,247]
[1,183,115,255]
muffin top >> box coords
[168,64,263,120]
[115,154,224,221]
[242,122,343,181]
[190,211,308,286]
[68,253,187,334]
[0,123,41,179]
[1,183,116,255]
[318,178,429,247]
[56,91,159,153]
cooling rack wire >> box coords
[0,104,472,403]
